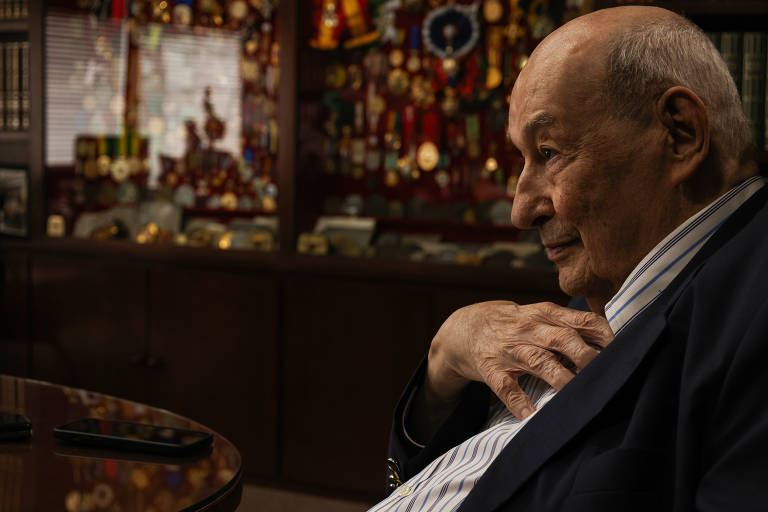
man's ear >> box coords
[656,86,710,185]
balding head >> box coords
[524,6,752,175]
[506,6,756,308]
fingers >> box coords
[535,325,601,370]
[489,372,536,420]
[509,345,574,390]
[535,302,615,348]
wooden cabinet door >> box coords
[0,252,30,376]
[282,276,434,497]
[148,267,280,480]
[30,256,147,401]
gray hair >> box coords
[603,16,752,164]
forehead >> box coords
[507,46,605,143]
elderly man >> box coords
[370,5,768,512]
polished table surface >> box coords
[0,374,241,511]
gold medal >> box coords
[385,169,400,187]
[221,192,238,210]
[387,68,410,96]
[406,52,421,74]
[483,0,504,23]
[416,142,439,171]
[389,48,405,68]
[97,155,111,176]
[442,57,458,77]
[110,157,130,182]
[229,0,248,21]
[369,95,386,116]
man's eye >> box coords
[540,147,556,160]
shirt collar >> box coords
[604,175,766,335]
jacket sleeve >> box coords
[385,356,491,495]
[384,296,588,496]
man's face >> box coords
[507,35,666,302]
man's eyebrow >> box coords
[524,113,555,134]
[506,112,556,142]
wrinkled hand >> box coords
[426,301,614,420]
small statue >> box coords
[203,86,225,148]
[185,119,201,153]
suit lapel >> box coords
[458,185,768,512]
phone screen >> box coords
[55,418,211,449]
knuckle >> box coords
[547,326,577,350]
[504,390,528,410]
[525,348,557,373]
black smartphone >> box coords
[53,418,213,455]
[0,412,32,441]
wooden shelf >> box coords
[0,131,29,142]
[0,236,561,292]
[0,19,28,32]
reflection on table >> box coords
[0,374,241,512]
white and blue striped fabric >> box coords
[605,175,765,334]
[369,176,765,512]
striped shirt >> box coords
[369,176,765,512]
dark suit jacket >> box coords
[387,185,768,511]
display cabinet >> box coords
[1,0,767,501]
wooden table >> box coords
[0,374,241,511]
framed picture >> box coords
[0,167,28,237]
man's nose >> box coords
[509,169,554,229]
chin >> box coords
[557,266,616,308]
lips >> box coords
[543,238,580,261]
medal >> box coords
[387,68,410,96]
[406,26,422,74]
[221,192,238,210]
[483,0,504,23]
[422,2,480,72]
[417,142,439,171]
[416,112,440,172]
[97,155,111,176]
[110,157,130,182]
[389,48,405,68]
